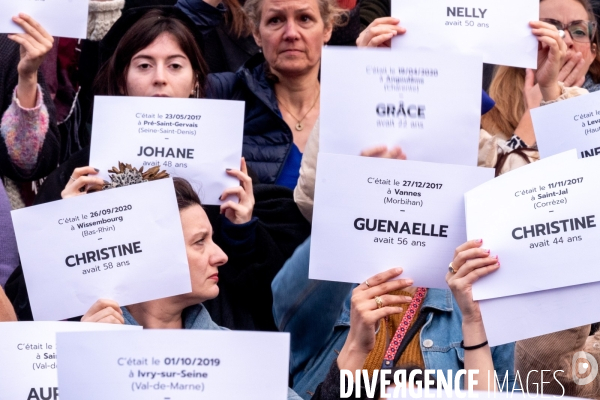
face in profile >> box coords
[179,205,228,304]
[125,32,196,98]
[254,0,333,76]
[540,0,597,74]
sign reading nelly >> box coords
[11,179,191,321]
[89,96,245,205]
[0,322,140,400]
[391,0,538,68]
[531,90,600,159]
[309,153,493,287]
[465,150,600,300]
[319,47,482,166]
[56,330,290,400]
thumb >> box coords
[525,68,536,90]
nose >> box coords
[562,30,575,47]
[153,64,167,86]
[210,243,228,268]
[282,19,300,41]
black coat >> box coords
[0,35,60,182]
[207,55,294,185]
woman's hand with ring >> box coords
[337,268,413,371]
[61,166,105,199]
[446,240,500,325]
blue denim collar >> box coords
[421,288,455,313]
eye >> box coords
[572,28,588,37]
[170,63,183,70]
[300,14,312,22]
[268,16,282,25]
[137,63,151,70]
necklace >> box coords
[276,88,320,131]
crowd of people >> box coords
[1,0,600,398]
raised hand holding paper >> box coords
[56,330,290,400]
[0,0,89,39]
[531,91,600,159]
[391,0,538,68]
[319,47,482,166]
[11,179,191,321]
[309,153,493,287]
[465,150,600,300]
[89,96,245,205]
[0,322,140,400]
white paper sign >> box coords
[89,96,245,205]
[0,321,140,400]
[56,330,290,400]
[391,0,539,68]
[309,153,493,287]
[465,150,600,300]
[480,282,600,346]
[11,179,191,321]
[0,0,89,39]
[531,91,600,159]
[320,47,482,166]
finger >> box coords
[525,69,536,90]
[97,314,125,325]
[17,13,53,43]
[452,256,498,280]
[564,56,586,87]
[453,239,483,259]
[363,278,414,298]
[219,186,245,202]
[529,20,560,32]
[366,306,405,323]
[220,200,245,215]
[558,54,580,82]
[226,168,253,190]
[12,16,52,49]
[360,145,387,157]
[454,262,500,286]
[389,146,407,160]
[365,294,413,311]
[91,308,125,324]
[365,17,401,30]
[453,247,491,270]
[82,299,122,320]
[69,176,105,192]
[72,166,100,180]
[369,32,395,48]
[6,34,41,56]
[359,267,405,290]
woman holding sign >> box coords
[480,0,597,173]
[272,17,570,398]
[79,177,303,400]
[0,14,60,286]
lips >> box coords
[209,273,219,282]
[152,94,170,97]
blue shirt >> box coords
[275,143,303,189]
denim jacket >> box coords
[272,238,516,399]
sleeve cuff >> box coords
[13,84,44,112]
[541,82,589,106]
[219,215,258,255]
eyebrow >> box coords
[266,6,312,14]
[191,230,209,241]
[131,54,188,61]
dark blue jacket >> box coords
[206,54,293,184]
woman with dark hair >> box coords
[80,177,303,400]
[8,7,311,334]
